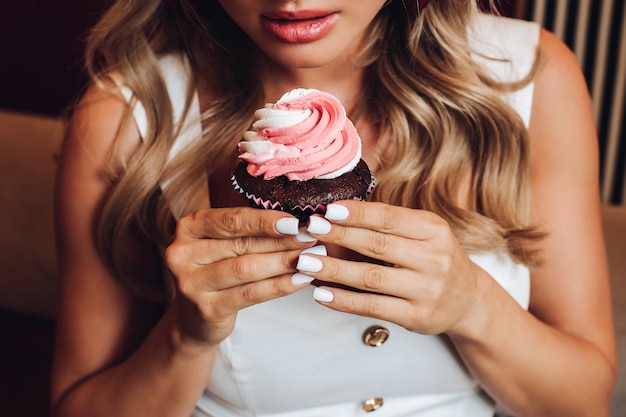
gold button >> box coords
[362,397,384,412]
[362,326,390,347]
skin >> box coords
[50,1,617,416]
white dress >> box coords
[121,13,540,417]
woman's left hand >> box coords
[298,200,486,337]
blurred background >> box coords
[0,0,624,416]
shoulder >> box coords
[527,28,598,225]
[526,28,599,244]
[62,81,141,174]
[59,51,192,186]
[55,82,142,258]
[530,28,593,150]
[534,28,586,97]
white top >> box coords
[121,13,540,417]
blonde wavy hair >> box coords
[82,0,542,300]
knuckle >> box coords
[363,297,383,316]
[219,208,244,235]
[171,265,200,297]
[176,275,196,297]
[269,276,289,297]
[175,213,195,239]
[430,212,452,232]
[368,231,392,255]
[163,244,177,268]
[431,251,453,275]
[231,237,252,255]
[380,205,402,231]
[363,267,385,291]
[230,256,255,279]
[164,242,186,273]
[240,283,260,303]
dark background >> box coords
[0,1,106,116]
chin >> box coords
[262,45,353,71]
[279,57,338,70]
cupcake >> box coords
[231,88,375,223]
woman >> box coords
[50,0,616,416]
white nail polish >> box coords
[313,288,334,302]
[301,245,327,256]
[325,203,349,221]
[291,273,315,285]
[307,216,332,235]
[295,227,317,242]
[276,218,299,235]
[297,254,323,273]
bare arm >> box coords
[50,86,218,417]
[447,29,617,416]
[50,85,313,417]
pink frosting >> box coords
[238,89,362,181]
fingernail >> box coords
[291,273,315,285]
[301,245,327,256]
[325,203,349,221]
[276,218,299,235]
[307,216,332,235]
[297,254,323,273]
[313,287,334,302]
[295,227,317,242]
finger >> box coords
[210,273,311,317]
[310,285,419,330]
[177,206,303,240]
[306,215,434,267]
[167,234,312,266]
[321,201,447,240]
[186,248,302,292]
[296,253,423,299]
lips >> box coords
[261,10,339,43]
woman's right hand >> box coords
[165,206,315,347]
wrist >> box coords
[447,266,505,345]
[164,303,221,359]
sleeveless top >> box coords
[120,13,539,417]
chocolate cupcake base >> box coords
[232,160,375,223]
